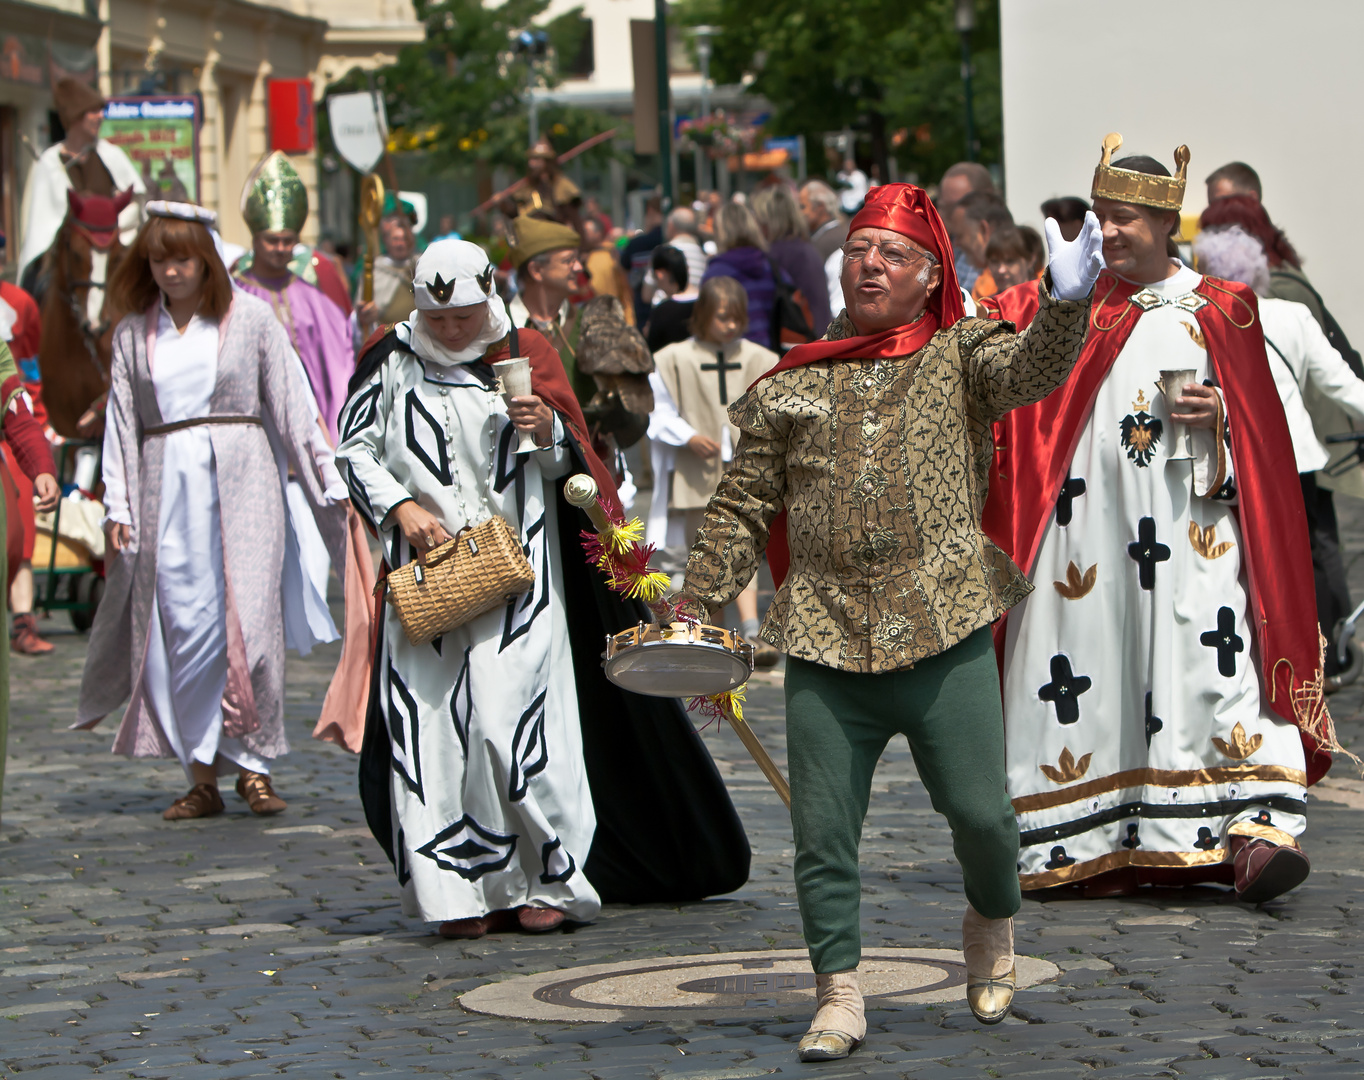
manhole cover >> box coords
[459,948,1060,1022]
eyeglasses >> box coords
[841,240,931,269]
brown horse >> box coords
[37,188,133,437]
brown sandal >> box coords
[517,905,567,933]
[235,771,287,815]
[163,783,225,821]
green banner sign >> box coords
[100,96,201,203]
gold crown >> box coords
[1091,132,1189,212]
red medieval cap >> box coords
[848,183,964,327]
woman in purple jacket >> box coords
[752,184,832,337]
[701,203,777,350]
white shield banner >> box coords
[328,91,388,174]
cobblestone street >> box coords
[3,507,1364,1079]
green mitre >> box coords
[242,151,308,235]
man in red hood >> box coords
[678,184,1102,1056]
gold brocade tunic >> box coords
[683,283,1091,673]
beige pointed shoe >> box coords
[796,970,866,1062]
[962,904,1016,1025]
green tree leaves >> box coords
[678,0,1000,184]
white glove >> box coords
[1045,210,1104,301]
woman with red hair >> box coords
[75,202,348,820]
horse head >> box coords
[66,187,133,251]
[39,186,135,436]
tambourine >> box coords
[602,621,754,698]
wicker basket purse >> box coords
[385,515,535,645]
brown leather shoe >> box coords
[235,771,287,815]
[11,613,54,655]
[517,904,567,933]
[1232,836,1310,903]
[438,909,517,939]
[163,783,225,821]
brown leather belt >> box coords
[142,415,264,437]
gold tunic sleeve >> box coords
[965,276,1092,424]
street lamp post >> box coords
[654,0,673,209]
[955,0,977,162]
[515,29,550,147]
[691,25,716,194]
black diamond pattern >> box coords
[508,690,549,802]
[404,389,451,484]
[450,647,472,759]
[416,815,517,880]
[500,514,549,652]
[539,838,577,884]
[386,661,424,803]
[342,382,382,443]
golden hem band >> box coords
[1020,848,1227,890]
[1011,763,1308,814]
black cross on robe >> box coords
[1038,653,1092,725]
[700,348,743,405]
[1056,475,1086,527]
[1144,691,1163,747]
[1200,606,1244,677]
[1127,516,1170,590]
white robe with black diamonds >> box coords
[337,325,600,922]
[1002,265,1307,888]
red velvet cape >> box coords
[981,271,1331,784]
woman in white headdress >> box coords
[337,239,605,937]
[76,202,349,819]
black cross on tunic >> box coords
[1200,605,1244,677]
[1056,475,1086,527]
[700,348,743,405]
[1038,653,1092,725]
[1127,516,1170,590]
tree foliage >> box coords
[677,0,1001,185]
[333,0,622,171]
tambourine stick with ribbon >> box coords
[565,473,792,809]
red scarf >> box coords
[982,271,1331,783]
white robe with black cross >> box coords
[336,323,600,923]
[1002,264,1308,889]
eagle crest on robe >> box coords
[1119,390,1163,467]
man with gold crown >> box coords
[234,152,355,441]
[677,182,1102,1057]
[983,134,1338,906]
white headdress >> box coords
[407,239,512,365]
[145,200,218,227]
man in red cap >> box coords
[678,182,1102,1057]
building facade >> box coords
[1,0,420,271]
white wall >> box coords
[1001,0,1361,342]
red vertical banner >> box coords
[268,79,314,153]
